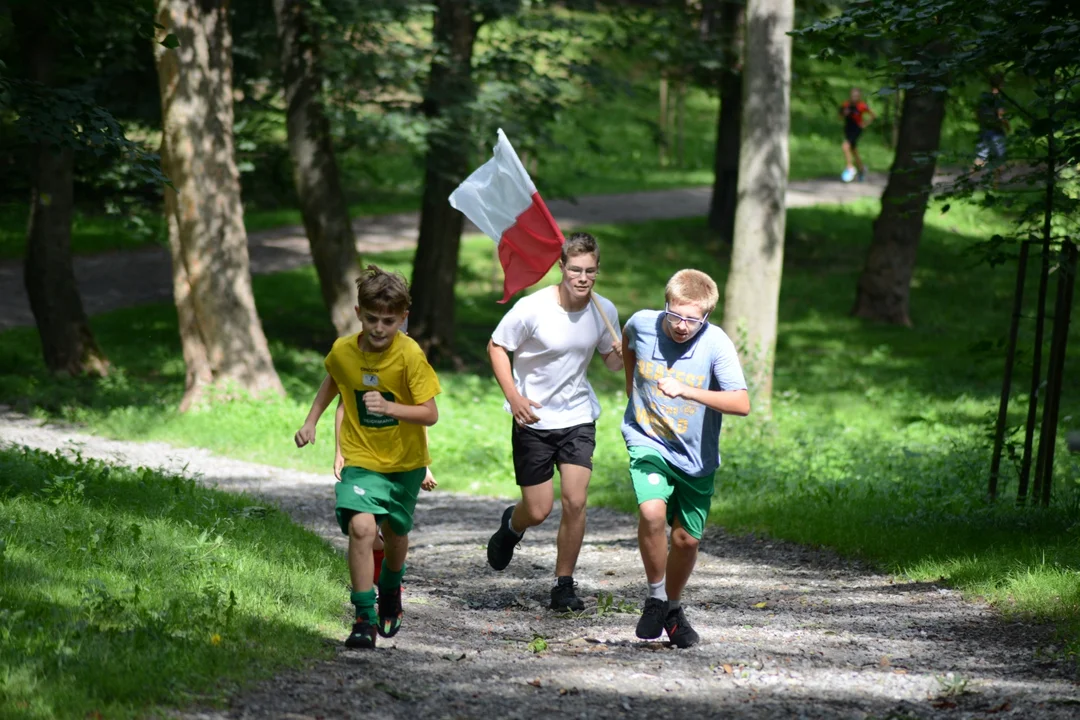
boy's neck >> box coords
[556,283,589,312]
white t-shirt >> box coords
[491,286,620,430]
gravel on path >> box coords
[0,178,887,331]
[1,407,1077,720]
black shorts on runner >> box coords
[511,421,596,487]
[844,123,862,148]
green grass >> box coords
[2,199,1079,658]
[0,446,348,720]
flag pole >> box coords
[589,293,621,355]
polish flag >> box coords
[450,129,565,303]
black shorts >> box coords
[844,123,862,148]
[511,421,596,487]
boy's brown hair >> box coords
[355,264,411,314]
[665,269,719,314]
[561,232,599,264]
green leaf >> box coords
[160,34,180,50]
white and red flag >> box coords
[449,129,565,303]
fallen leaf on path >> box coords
[723,664,734,674]
[753,601,768,609]
[527,679,542,688]
[878,656,891,668]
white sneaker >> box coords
[841,167,856,183]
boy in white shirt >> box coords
[485,232,623,611]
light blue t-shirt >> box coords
[621,309,747,477]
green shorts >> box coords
[335,466,427,537]
[628,446,715,540]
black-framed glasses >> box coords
[564,265,598,278]
[663,303,708,329]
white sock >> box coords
[668,598,681,610]
[648,579,667,601]
[507,512,523,537]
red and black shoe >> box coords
[664,606,700,649]
[377,585,403,638]
[345,617,377,649]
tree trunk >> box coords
[154,0,284,410]
[273,0,360,337]
[722,0,792,410]
[707,0,745,242]
[409,0,479,365]
[25,145,111,377]
[851,85,947,326]
[17,6,110,377]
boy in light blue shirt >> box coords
[621,269,750,648]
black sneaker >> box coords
[664,606,700,648]
[345,618,377,649]
[377,585,403,638]
[635,597,668,639]
[550,576,585,612]
[486,506,522,571]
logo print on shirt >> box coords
[648,473,663,486]
[353,486,366,496]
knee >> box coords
[671,527,699,552]
[520,498,553,526]
[638,505,667,533]
[560,493,587,518]
[348,514,377,542]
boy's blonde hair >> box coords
[355,264,411,314]
[665,269,719,314]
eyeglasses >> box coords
[564,265,598,279]
[663,304,708,329]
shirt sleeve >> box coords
[712,332,748,392]
[596,299,621,354]
[491,297,533,352]
[405,345,442,405]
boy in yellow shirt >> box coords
[295,265,441,649]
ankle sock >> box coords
[350,589,377,623]
[648,579,667,601]
[668,598,681,611]
[507,511,524,537]
[378,560,406,592]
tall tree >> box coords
[273,0,360,337]
[721,0,793,408]
[12,5,111,377]
[154,0,284,410]
[706,0,745,243]
[851,81,947,325]
[409,0,484,364]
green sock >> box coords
[350,589,376,624]
[378,560,406,591]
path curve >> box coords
[1,407,1077,719]
[0,178,887,331]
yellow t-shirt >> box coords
[325,331,441,473]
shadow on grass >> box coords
[0,447,343,719]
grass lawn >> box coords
[0,446,347,720]
[2,199,1079,661]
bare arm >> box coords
[623,333,635,399]
[295,374,339,447]
[601,347,624,372]
[333,400,345,479]
[361,394,439,427]
[656,377,750,416]
[488,339,542,424]
[863,108,876,126]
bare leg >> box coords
[381,521,409,574]
[554,463,591,577]
[665,518,700,601]
[852,147,864,173]
[347,512,378,592]
[511,479,555,533]
[638,499,669,584]
[842,140,855,170]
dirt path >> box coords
[1,407,1077,720]
[0,177,887,331]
